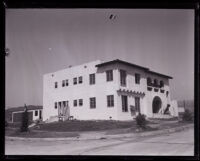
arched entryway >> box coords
[152,96,162,113]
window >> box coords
[66,79,69,86]
[135,73,140,84]
[154,79,158,87]
[35,110,38,116]
[63,101,66,107]
[135,97,140,113]
[160,80,164,88]
[89,74,95,85]
[147,77,152,86]
[107,95,114,107]
[106,70,113,81]
[120,70,126,86]
[78,76,83,84]
[55,82,58,88]
[166,91,169,97]
[74,100,77,107]
[62,80,65,87]
[79,99,83,106]
[122,95,128,112]
[73,78,77,85]
[54,102,57,109]
[90,97,96,108]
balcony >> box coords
[154,88,159,92]
[160,89,165,93]
[147,86,153,91]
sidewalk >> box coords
[5,123,193,141]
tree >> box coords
[20,104,29,132]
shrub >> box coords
[136,113,147,129]
[182,109,193,122]
[20,105,29,132]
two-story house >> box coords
[43,59,178,121]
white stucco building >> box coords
[43,59,178,121]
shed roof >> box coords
[6,105,43,113]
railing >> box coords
[147,82,165,93]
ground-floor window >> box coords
[122,95,128,112]
[74,100,77,107]
[107,95,114,107]
[135,97,140,113]
[79,99,83,106]
[90,97,96,109]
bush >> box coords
[182,109,193,122]
[20,105,29,132]
[136,113,147,129]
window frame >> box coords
[74,100,77,107]
[54,102,57,109]
[35,110,38,116]
[121,95,128,112]
[135,97,140,113]
[135,73,141,84]
[78,76,83,84]
[107,95,114,107]
[62,80,65,87]
[89,73,95,85]
[55,82,58,88]
[106,70,113,82]
[160,80,164,88]
[73,77,77,85]
[90,97,96,109]
[66,79,69,86]
[120,70,127,86]
[78,99,83,106]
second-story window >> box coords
[55,82,58,88]
[62,80,65,87]
[147,77,152,86]
[160,80,164,88]
[154,79,158,87]
[135,73,140,84]
[89,74,95,85]
[106,70,113,81]
[79,76,83,84]
[120,70,126,86]
[73,78,77,85]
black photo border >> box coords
[1,0,199,160]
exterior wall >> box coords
[43,60,119,121]
[115,64,147,120]
[145,73,171,117]
[43,60,175,121]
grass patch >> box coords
[35,120,135,132]
[5,128,79,138]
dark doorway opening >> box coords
[152,96,162,113]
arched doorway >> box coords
[152,96,162,113]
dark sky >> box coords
[6,9,194,107]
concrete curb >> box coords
[5,124,193,141]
